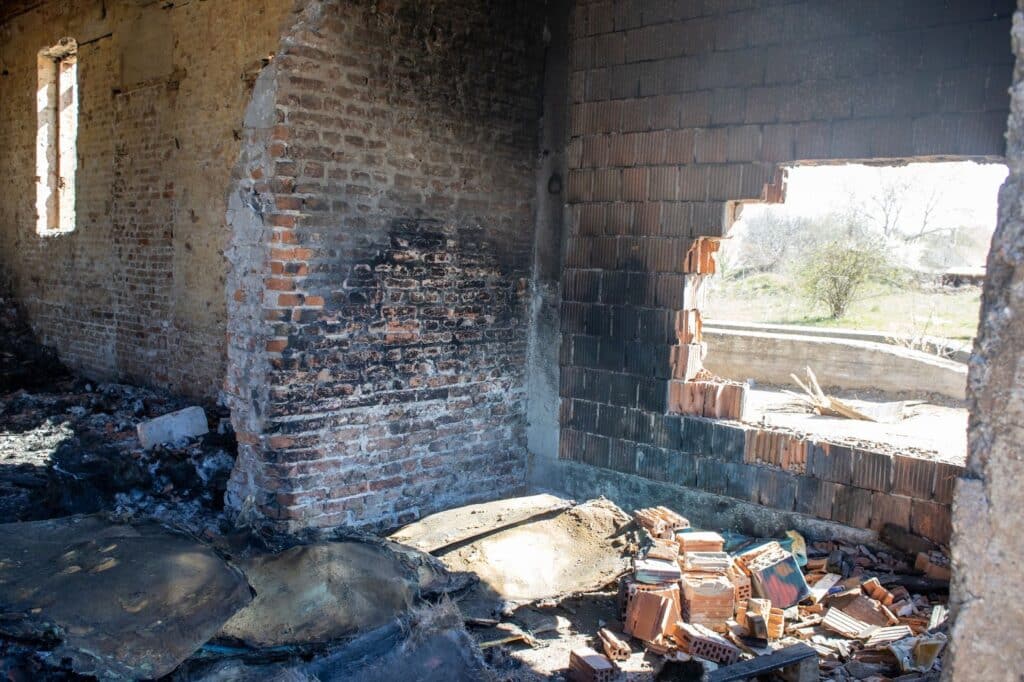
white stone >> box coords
[137,406,208,449]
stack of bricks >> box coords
[635,505,691,539]
[680,572,735,632]
[676,530,724,554]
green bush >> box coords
[797,239,887,319]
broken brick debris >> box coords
[915,550,952,580]
[568,646,616,682]
[837,593,898,627]
[634,506,690,539]
[736,598,785,640]
[684,237,720,275]
[668,377,747,420]
[624,590,679,643]
[597,628,631,662]
[678,622,741,665]
[677,530,725,554]
[681,550,732,574]
[863,625,914,648]
[635,557,683,584]
[860,577,895,605]
[564,504,951,679]
[680,573,735,632]
[735,541,811,608]
[822,607,874,639]
[675,309,703,345]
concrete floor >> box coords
[744,388,967,464]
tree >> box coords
[798,238,886,319]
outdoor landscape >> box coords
[706,162,1007,345]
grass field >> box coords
[704,273,982,342]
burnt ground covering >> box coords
[0,289,235,530]
[0,291,953,681]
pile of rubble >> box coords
[566,506,951,681]
[0,380,235,534]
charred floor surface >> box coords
[0,295,952,681]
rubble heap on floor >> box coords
[568,506,951,681]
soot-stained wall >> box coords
[226,0,545,530]
[554,0,1013,538]
[0,0,293,400]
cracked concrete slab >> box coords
[0,515,251,680]
[388,493,574,553]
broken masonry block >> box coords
[622,579,682,626]
[669,379,748,420]
[646,538,679,562]
[625,590,678,644]
[860,577,895,606]
[837,594,898,627]
[822,607,874,639]
[597,628,631,662]
[635,557,683,584]
[675,309,703,345]
[914,551,951,581]
[677,622,740,665]
[736,597,771,636]
[728,561,752,603]
[677,530,725,554]
[670,344,706,381]
[568,646,616,682]
[682,273,709,310]
[680,572,735,633]
[137,406,208,449]
[863,625,914,648]
[806,572,842,604]
[635,506,690,540]
[887,633,947,673]
[735,542,810,609]
[681,551,731,574]
[767,607,785,640]
[684,237,720,275]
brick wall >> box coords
[558,0,1013,542]
[225,0,545,530]
[0,0,293,400]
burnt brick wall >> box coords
[0,1,294,400]
[558,0,1013,540]
[226,0,545,530]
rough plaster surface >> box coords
[0,0,294,400]
[526,0,571,483]
[947,8,1024,679]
